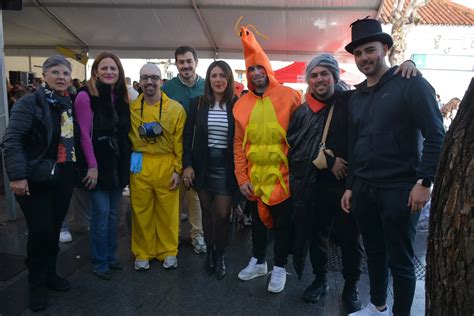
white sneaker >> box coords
[238,257,268,281]
[122,186,130,197]
[192,235,207,254]
[348,303,389,316]
[59,231,72,243]
[267,266,287,293]
[163,256,178,269]
[134,259,149,271]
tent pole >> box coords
[0,10,17,221]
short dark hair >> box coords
[42,55,71,73]
[174,46,198,62]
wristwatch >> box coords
[417,178,432,188]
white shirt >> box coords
[207,102,228,149]
[127,85,139,101]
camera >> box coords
[138,122,163,139]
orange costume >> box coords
[233,26,301,228]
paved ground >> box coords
[0,198,427,315]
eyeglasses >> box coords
[140,75,161,82]
[49,70,71,77]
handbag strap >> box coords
[191,97,201,150]
[320,105,334,146]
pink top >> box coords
[74,91,97,168]
[74,90,117,168]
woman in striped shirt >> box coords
[183,60,239,280]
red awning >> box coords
[274,62,347,84]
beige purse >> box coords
[312,105,334,169]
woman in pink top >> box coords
[74,51,131,280]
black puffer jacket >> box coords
[3,87,55,181]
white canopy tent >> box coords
[1,0,384,219]
[3,0,383,62]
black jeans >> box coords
[352,180,420,316]
[309,185,363,283]
[248,199,292,267]
[16,164,75,286]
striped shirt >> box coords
[208,102,228,149]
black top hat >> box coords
[345,18,393,54]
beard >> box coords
[251,76,269,90]
[179,67,195,79]
[143,84,158,97]
[311,84,334,101]
[357,58,382,76]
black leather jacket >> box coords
[288,90,352,201]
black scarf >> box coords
[44,86,76,163]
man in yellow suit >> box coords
[129,63,186,270]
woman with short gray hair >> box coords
[3,54,76,312]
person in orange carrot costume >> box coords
[233,25,301,294]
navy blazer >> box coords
[183,96,238,193]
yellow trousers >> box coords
[131,153,180,261]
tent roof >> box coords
[275,62,308,83]
[3,0,383,62]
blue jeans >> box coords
[61,188,92,232]
[90,188,122,273]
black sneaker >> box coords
[342,282,362,313]
[93,270,111,280]
[109,261,124,270]
[302,277,328,303]
[46,275,71,291]
[29,286,48,312]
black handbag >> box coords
[27,158,59,184]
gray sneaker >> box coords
[192,235,207,254]
[238,257,268,281]
[267,266,287,293]
[163,256,178,269]
[348,303,389,316]
[59,231,72,243]
[134,259,149,271]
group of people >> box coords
[3,17,445,316]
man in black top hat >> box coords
[341,18,445,316]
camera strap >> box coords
[140,94,163,124]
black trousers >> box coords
[248,199,292,267]
[352,180,420,316]
[309,185,363,283]
[16,164,74,286]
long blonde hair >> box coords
[86,51,129,104]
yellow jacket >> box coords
[129,92,186,174]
